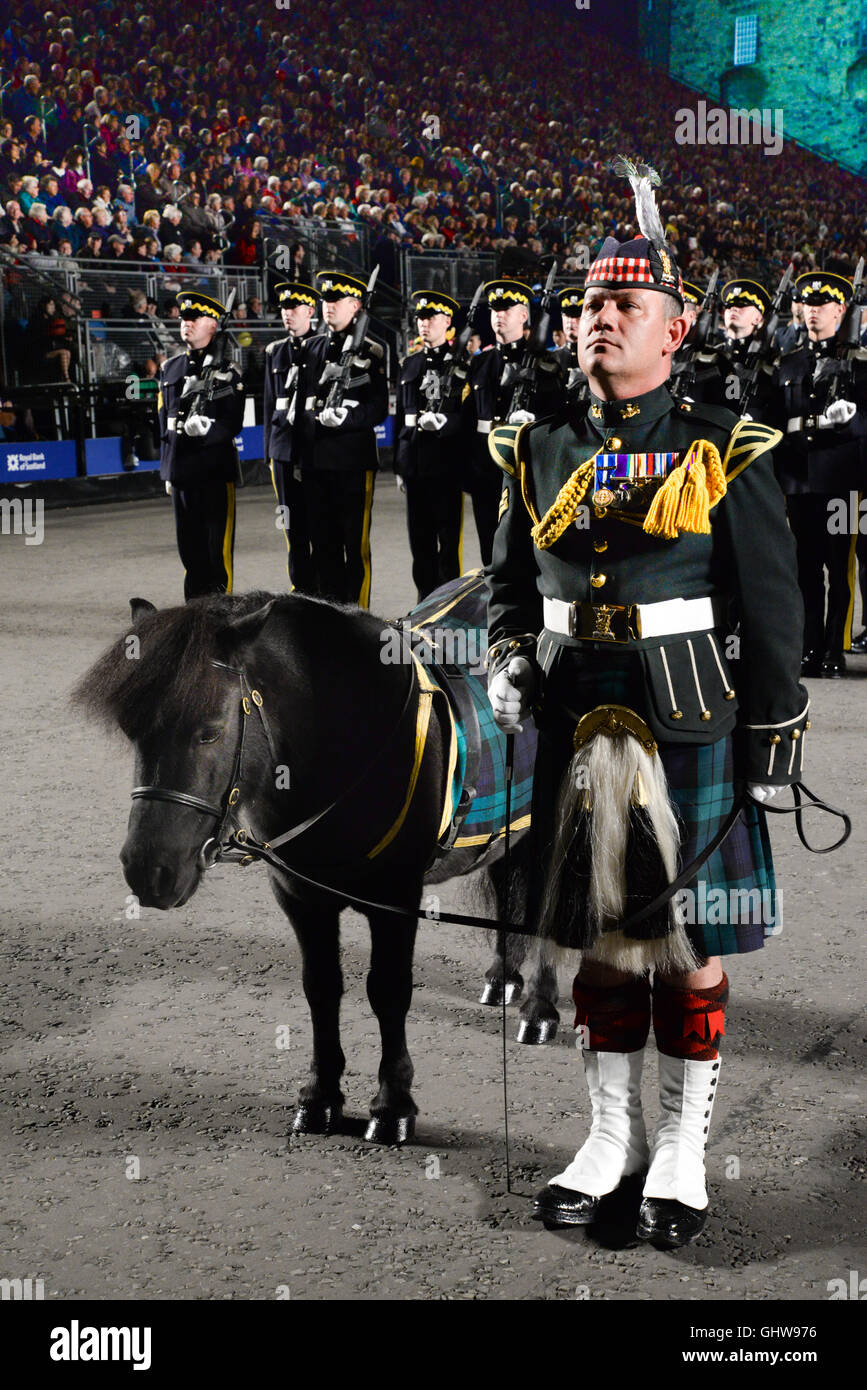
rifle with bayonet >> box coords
[822,256,866,406]
[670,268,719,401]
[737,262,793,419]
[320,264,379,411]
[176,287,238,426]
[420,280,484,415]
[501,260,559,417]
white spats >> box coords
[643,1054,721,1211]
[550,1049,649,1198]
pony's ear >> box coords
[129,597,156,623]
[215,600,277,656]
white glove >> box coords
[823,399,856,426]
[165,481,173,495]
[183,413,212,437]
[395,474,406,492]
[418,411,447,431]
[747,783,781,804]
[508,409,536,425]
[286,400,296,425]
[488,656,535,733]
[317,405,349,427]
[741,412,754,422]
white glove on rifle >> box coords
[165,481,173,495]
[822,399,857,427]
[183,413,212,437]
[418,411,447,431]
[747,783,782,803]
[488,655,535,733]
[395,474,406,492]
[508,409,536,425]
[318,405,349,428]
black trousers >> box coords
[786,493,857,656]
[270,459,314,593]
[465,468,502,567]
[404,473,464,602]
[303,468,374,606]
[172,481,235,601]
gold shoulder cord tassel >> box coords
[643,439,726,540]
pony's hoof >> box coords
[479,978,523,1006]
[291,1103,341,1136]
[365,1114,416,1145]
[516,1016,559,1045]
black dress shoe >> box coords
[850,631,867,655]
[533,1182,601,1227]
[636,1196,707,1248]
[821,654,846,679]
[800,651,823,677]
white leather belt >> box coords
[543,595,718,643]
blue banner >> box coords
[0,440,77,482]
[376,415,395,447]
[235,426,264,460]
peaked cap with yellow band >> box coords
[315,269,367,301]
[488,415,782,545]
[484,278,533,309]
[558,285,586,317]
[721,279,771,314]
[410,289,460,318]
[176,290,225,320]
[274,281,318,308]
[681,280,704,307]
[794,271,853,306]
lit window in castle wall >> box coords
[733,14,759,66]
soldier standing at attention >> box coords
[555,285,589,404]
[159,290,245,599]
[264,281,319,591]
[770,270,867,678]
[486,159,808,1249]
[395,289,466,602]
[463,278,565,564]
[295,270,388,606]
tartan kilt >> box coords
[530,647,780,958]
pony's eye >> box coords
[199,726,223,744]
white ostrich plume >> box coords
[609,155,666,247]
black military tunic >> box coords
[158,347,245,599]
[294,327,388,606]
[463,339,566,565]
[686,334,774,420]
[263,329,315,592]
[486,383,810,955]
[395,341,466,602]
[553,342,589,405]
[769,334,867,664]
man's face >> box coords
[491,303,528,344]
[803,299,845,341]
[791,301,805,325]
[180,314,218,350]
[577,286,688,396]
[282,303,314,335]
[562,313,580,344]
[724,303,762,339]
[7,201,20,219]
[418,311,449,348]
[78,208,93,227]
[322,295,359,332]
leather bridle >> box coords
[130,655,420,874]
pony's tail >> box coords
[538,722,699,977]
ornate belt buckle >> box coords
[573,601,630,643]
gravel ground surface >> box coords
[1,481,865,1301]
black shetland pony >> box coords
[74,589,558,1144]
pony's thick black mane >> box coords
[73,590,284,740]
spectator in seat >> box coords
[30,296,74,382]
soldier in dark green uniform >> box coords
[485,161,808,1249]
[462,279,565,564]
[769,270,867,678]
[264,281,319,592]
[159,290,245,599]
[690,279,773,414]
[554,285,588,405]
[395,289,466,602]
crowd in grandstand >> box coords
[1,0,865,312]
